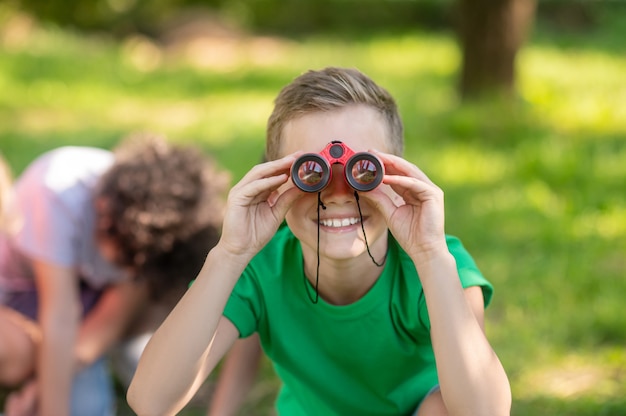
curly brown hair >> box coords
[95,133,229,301]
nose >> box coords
[320,164,354,203]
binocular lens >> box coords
[296,160,325,187]
[291,155,331,192]
[345,154,383,192]
[350,159,378,186]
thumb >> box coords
[271,187,304,220]
[359,190,397,225]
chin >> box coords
[320,241,369,261]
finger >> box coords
[23,382,38,415]
[232,173,290,205]
[236,153,299,188]
[371,151,436,186]
[267,180,297,207]
[383,174,443,205]
[230,152,303,205]
[269,186,305,220]
[5,392,26,416]
[5,392,17,416]
[357,188,398,224]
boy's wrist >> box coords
[409,243,455,273]
[212,241,256,270]
[407,240,449,264]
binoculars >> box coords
[291,141,384,193]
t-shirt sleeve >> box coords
[222,270,262,338]
[14,177,79,267]
[446,235,494,307]
[417,236,494,330]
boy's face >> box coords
[281,105,390,263]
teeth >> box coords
[320,218,360,228]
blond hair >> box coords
[266,67,404,160]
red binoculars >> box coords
[291,141,384,193]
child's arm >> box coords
[127,154,302,416]
[206,334,263,416]
[416,254,510,415]
[75,279,151,368]
[32,259,82,416]
[364,151,512,416]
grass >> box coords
[1,5,625,416]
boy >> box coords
[128,67,511,415]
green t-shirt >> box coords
[223,226,493,416]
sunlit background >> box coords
[1,1,625,414]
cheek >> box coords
[285,193,317,221]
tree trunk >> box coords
[456,0,537,100]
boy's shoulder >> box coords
[392,233,491,302]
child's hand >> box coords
[5,378,38,416]
[218,153,303,260]
[363,151,447,260]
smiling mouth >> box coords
[319,217,361,228]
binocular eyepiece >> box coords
[291,141,384,193]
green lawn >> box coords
[1,7,625,416]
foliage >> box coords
[10,0,624,40]
[1,5,625,416]
[10,0,454,37]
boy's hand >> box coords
[218,154,303,260]
[363,151,447,260]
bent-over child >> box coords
[0,133,228,416]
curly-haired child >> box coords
[0,133,229,416]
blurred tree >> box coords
[456,0,536,100]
